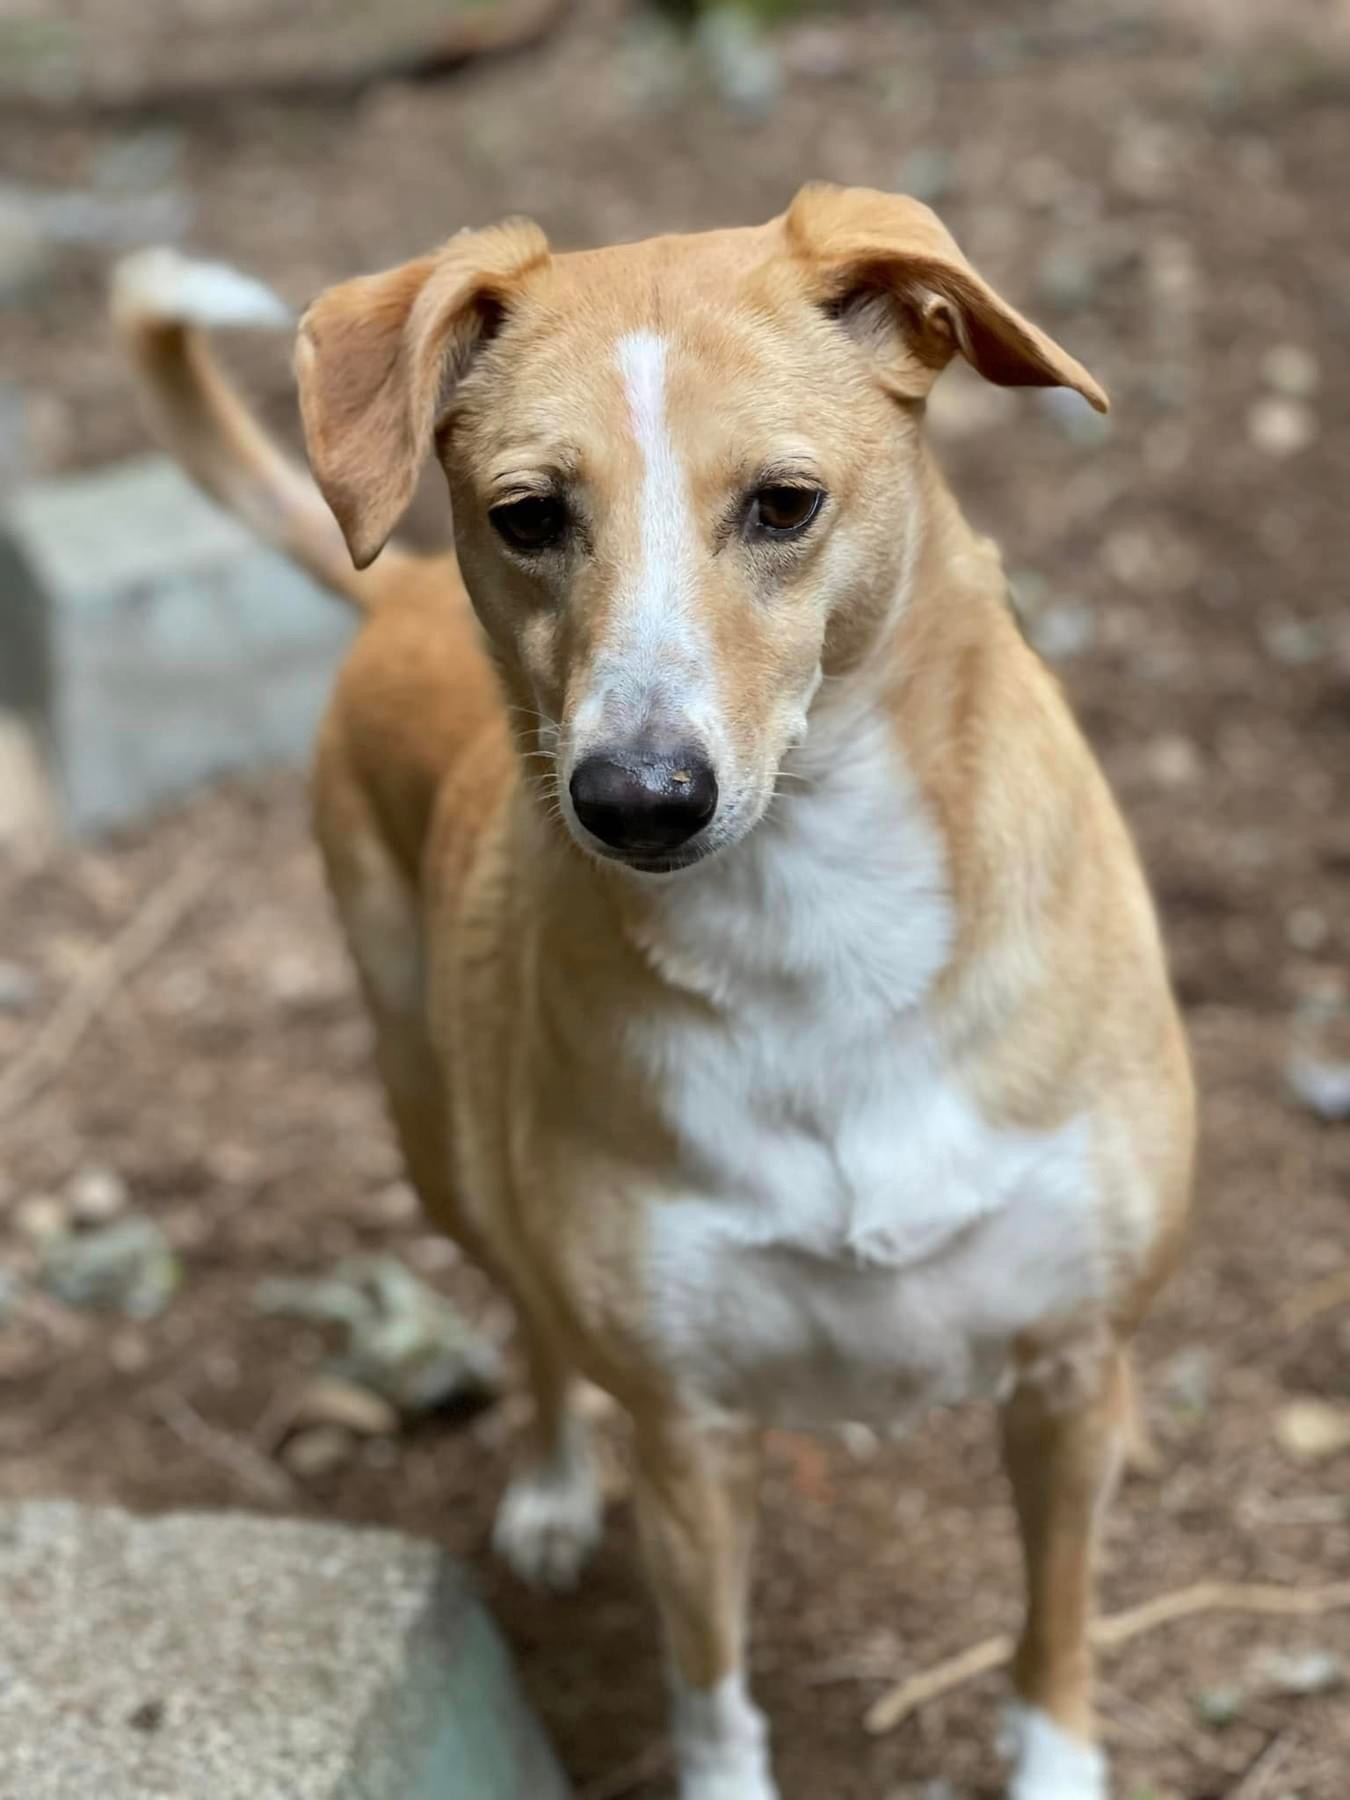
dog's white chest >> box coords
[632,718,1103,1427]
[643,1028,1098,1426]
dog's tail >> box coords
[112,248,407,613]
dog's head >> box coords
[297,185,1104,875]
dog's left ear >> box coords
[785,183,1107,413]
[295,217,549,568]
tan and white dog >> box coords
[115,185,1194,1799]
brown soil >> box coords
[3,3,1350,1795]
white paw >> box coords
[492,1452,603,1589]
[675,1674,778,1800]
[1000,1702,1108,1800]
[678,1762,779,1800]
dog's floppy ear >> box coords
[295,218,549,569]
[785,183,1107,413]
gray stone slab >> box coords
[0,1502,571,1800]
[0,454,355,836]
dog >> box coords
[114,185,1195,1799]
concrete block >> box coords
[0,454,355,836]
[0,1502,572,1800]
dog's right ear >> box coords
[295,218,549,569]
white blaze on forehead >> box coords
[583,330,706,731]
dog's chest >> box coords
[629,740,1101,1426]
[642,1019,1097,1425]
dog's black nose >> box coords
[569,743,717,855]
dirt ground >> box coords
[3,2,1350,1796]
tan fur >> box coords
[120,184,1194,1796]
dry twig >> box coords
[865,1579,1350,1735]
[0,857,213,1121]
[153,1392,297,1505]
[1283,1266,1350,1331]
[1229,1733,1289,1800]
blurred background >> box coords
[2,1,1349,1795]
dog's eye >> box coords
[749,486,824,537]
[490,496,568,552]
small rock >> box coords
[266,949,341,1008]
[281,1425,353,1479]
[367,1181,419,1226]
[67,1165,128,1227]
[292,1375,399,1438]
[1261,344,1319,399]
[39,1215,179,1319]
[694,8,781,114]
[256,1254,499,1415]
[1251,1648,1344,1697]
[408,1234,460,1273]
[1028,601,1097,662]
[1287,1057,1350,1122]
[15,1193,69,1241]
[1248,395,1316,458]
[1146,734,1203,789]
[0,959,39,1014]
[1262,616,1326,667]
[1192,1686,1244,1728]
[1275,1399,1350,1464]
[1163,1346,1213,1418]
[1286,997,1350,1121]
[838,1422,879,1461]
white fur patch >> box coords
[635,685,1103,1427]
[1001,1703,1107,1800]
[492,1423,603,1591]
[672,1671,777,1800]
[573,332,711,746]
[114,247,291,330]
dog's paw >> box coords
[675,1675,778,1800]
[492,1452,603,1589]
[1000,1703,1107,1800]
[678,1764,779,1800]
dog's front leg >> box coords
[998,1343,1128,1800]
[492,1321,603,1590]
[633,1414,776,1800]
